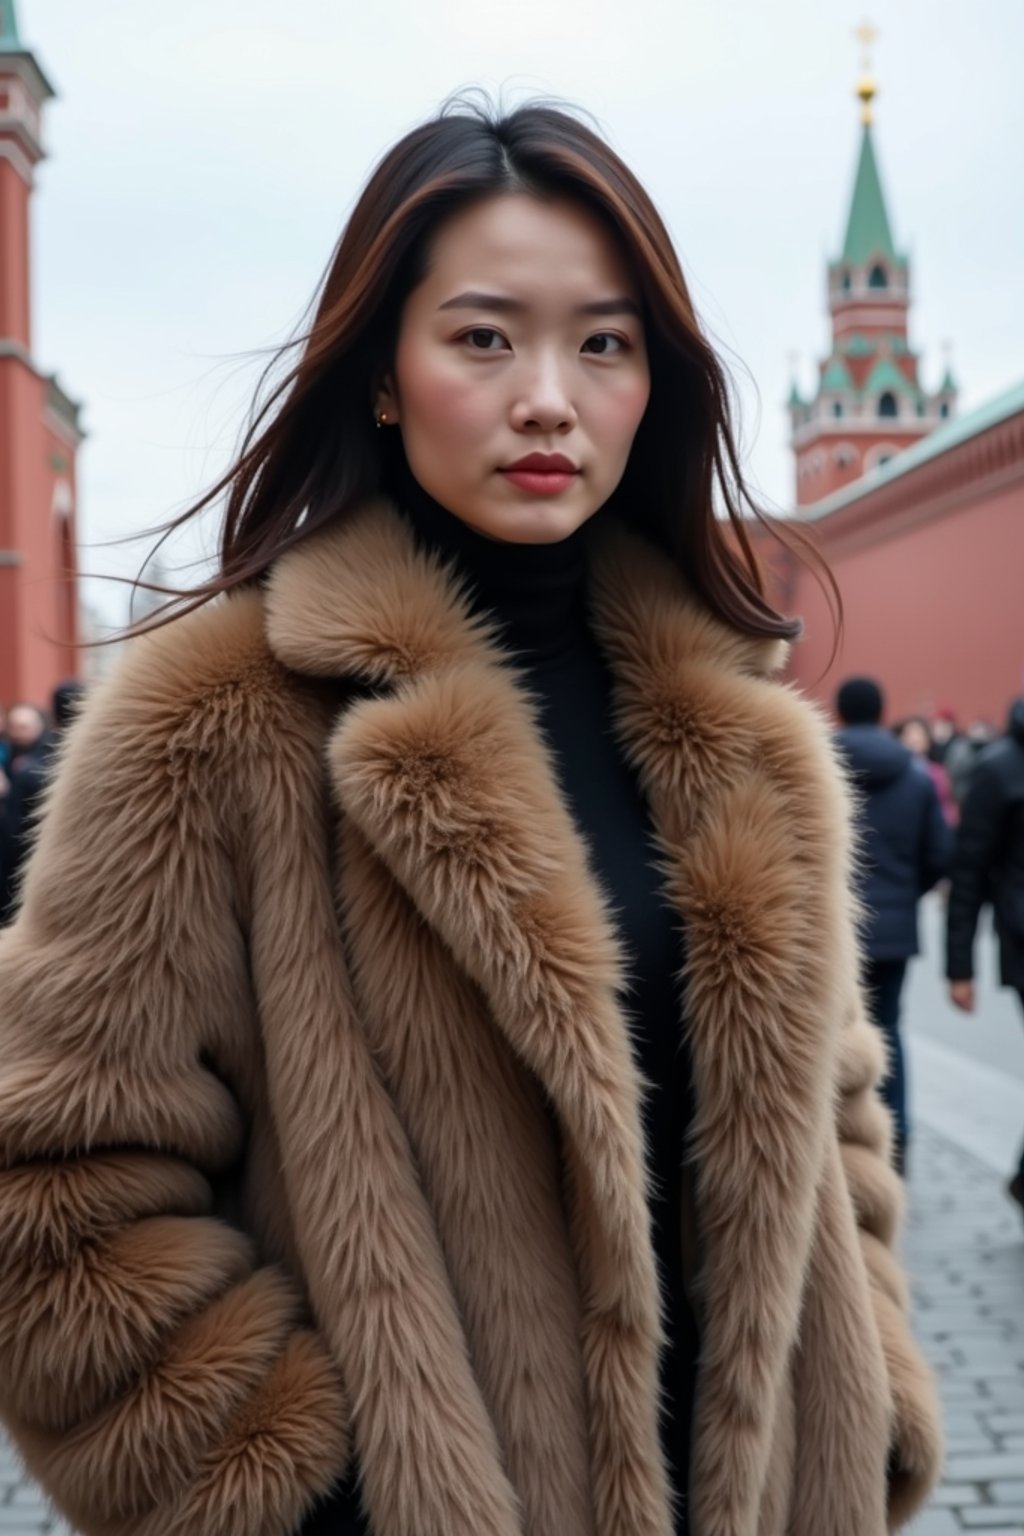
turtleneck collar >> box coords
[396,474,591,670]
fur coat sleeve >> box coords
[0,603,349,1536]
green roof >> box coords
[821,359,854,392]
[0,0,19,48]
[800,376,1024,522]
[865,356,918,398]
[841,125,900,266]
[840,333,908,359]
[0,4,55,96]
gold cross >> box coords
[854,21,878,69]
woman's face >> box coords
[900,720,931,757]
[375,192,651,543]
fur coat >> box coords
[0,501,941,1536]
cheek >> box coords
[591,371,650,452]
[397,344,495,443]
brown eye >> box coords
[582,333,626,355]
[464,328,507,351]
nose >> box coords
[510,353,577,433]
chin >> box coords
[469,500,595,545]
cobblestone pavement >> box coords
[905,1122,1024,1535]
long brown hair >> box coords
[125,93,838,646]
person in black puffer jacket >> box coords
[947,698,1024,1209]
[835,677,954,1175]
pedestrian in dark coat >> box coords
[947,698,1024,1205]
[0,701,47,924]
[0,683,85,925]
[835,677,954,1173]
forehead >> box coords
[421,192,637,300]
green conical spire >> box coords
[0,4,55,96]
[841,123,898,266]
[0,0,20,48]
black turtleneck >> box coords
[301,489,699,1536]
[407,489,699,1523]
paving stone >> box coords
[991,1482,1024,1502]
[928,1481,985,1506]
[956,1528,1024,1535]
[905,1509,967,1534]
[4,1492,43,1517]
[923,1321,1015,1339]
[946,1381,992,1402]
[961,1509,1024,1525]
[946,1412,993,1437]
[955,1351,1024,1374]
[946,1454,1024,1482]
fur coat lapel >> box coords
[265,499,862,1534]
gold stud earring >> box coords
[375,410,388,428]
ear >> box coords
[372,371,400,427]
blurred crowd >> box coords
[894,706,999,828]
[833,679,1024,1203]
[0,680,85,925]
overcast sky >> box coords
[21,0,1024,624]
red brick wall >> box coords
[784,419,1024,727]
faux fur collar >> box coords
[264,500,856,1536]
[265,497,788,687]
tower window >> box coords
[833,401,843,417]
[940,401,950,418]
[878,391,898,418]
[841,270,852,292]
[868,263,888,289]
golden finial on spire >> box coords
[854,21,879,126]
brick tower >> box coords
[787,30,957,508]
[0,0,83,707]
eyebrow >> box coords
[437,290,643,320]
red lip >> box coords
[502,453,579,473]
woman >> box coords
[0,100,940,1536]
[898,715,958,828]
